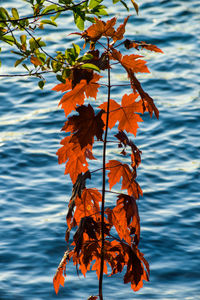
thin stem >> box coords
[22,25,57,62]
[0,1,87,23]
[99,44,111,300]
[0,71,52,77]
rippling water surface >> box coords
[0,0,199,299]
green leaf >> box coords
[51,60,62,72]
[11,50,24,57]
[20,34,27,45]
[14,57,25,67]
[0,7,9,20]
[38,80,45,89]
[29,38,37,51]
[73,43,81,58]
[131,0,139,14]
[89,0,103,9]
[120,0,129,11]
[62,68,71,79]
[22,63,29,72]
[1,35,15,45]
[40,19,57,27]
[112,0,120,3]
[96,8,108,16]
[74,13,84,31]
[59,0,72,4]
[50,12,61,22]
[11,8,19,20]
[37,52,46,62]
[81,54,94,61]
[42,4,58,14]
[56,74,66,83]
[38,40,46,47]
[81,63,100,72]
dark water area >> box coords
[0,0,199,299]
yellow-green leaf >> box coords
[131,0,139,14]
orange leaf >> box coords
[52,74,101,117]
[115,130,142,168]
[113,16,129,43]
[64,154,88,184]
[121,54,150,73]
[128,70,159,118]
[52,78,72,92]
[100,93,143,136]
[124,39,163,53]
[123,245,149,292]
[57,136,92,183]
[53,251,70,294]
[82,17,116,42]
[74,188,101,224]
[30,56,43,66]
[106,194,140,245]
[106,160,143,198]
[111,49,150,73]
[63,104,105,148]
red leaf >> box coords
[112,16,129,43]
[128,70,159,118]
[106,160,143,198]
[56,136,92,183]
[52,74,101,117]
[100,93,143,136]
[53,251,70,294]
[74,188,101,224]
[115,131,142,168]
[124,39,164,53]
[63,104,105,148]
[123,245,149,292]
[30,55,43,66]
[111,49,150,73]
[122,54,150,74]
[82,17,116,42]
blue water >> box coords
[0,0,200,299]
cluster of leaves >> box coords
[52,17,162,299]
[0,0,138,87]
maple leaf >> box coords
[100,93,143,136]
[82,17,116,42]
[115,131,142,168]
[111,48,150,73]
[63,104,105,148]
[52,74,101,117]
[123,245,149,292]
[57,136,91,184]
[106,160,143,198]
[53,250,70,294]
[106,194,140,245]
[52,78,72,92]
[124,39,164,53]
[122,54,150,74]
[74,188,101,224]
[128,70,159,118]
[112,16,129,43]
[74,216,99,256]
[66,171,91,229]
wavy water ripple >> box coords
[0,0,199,299]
